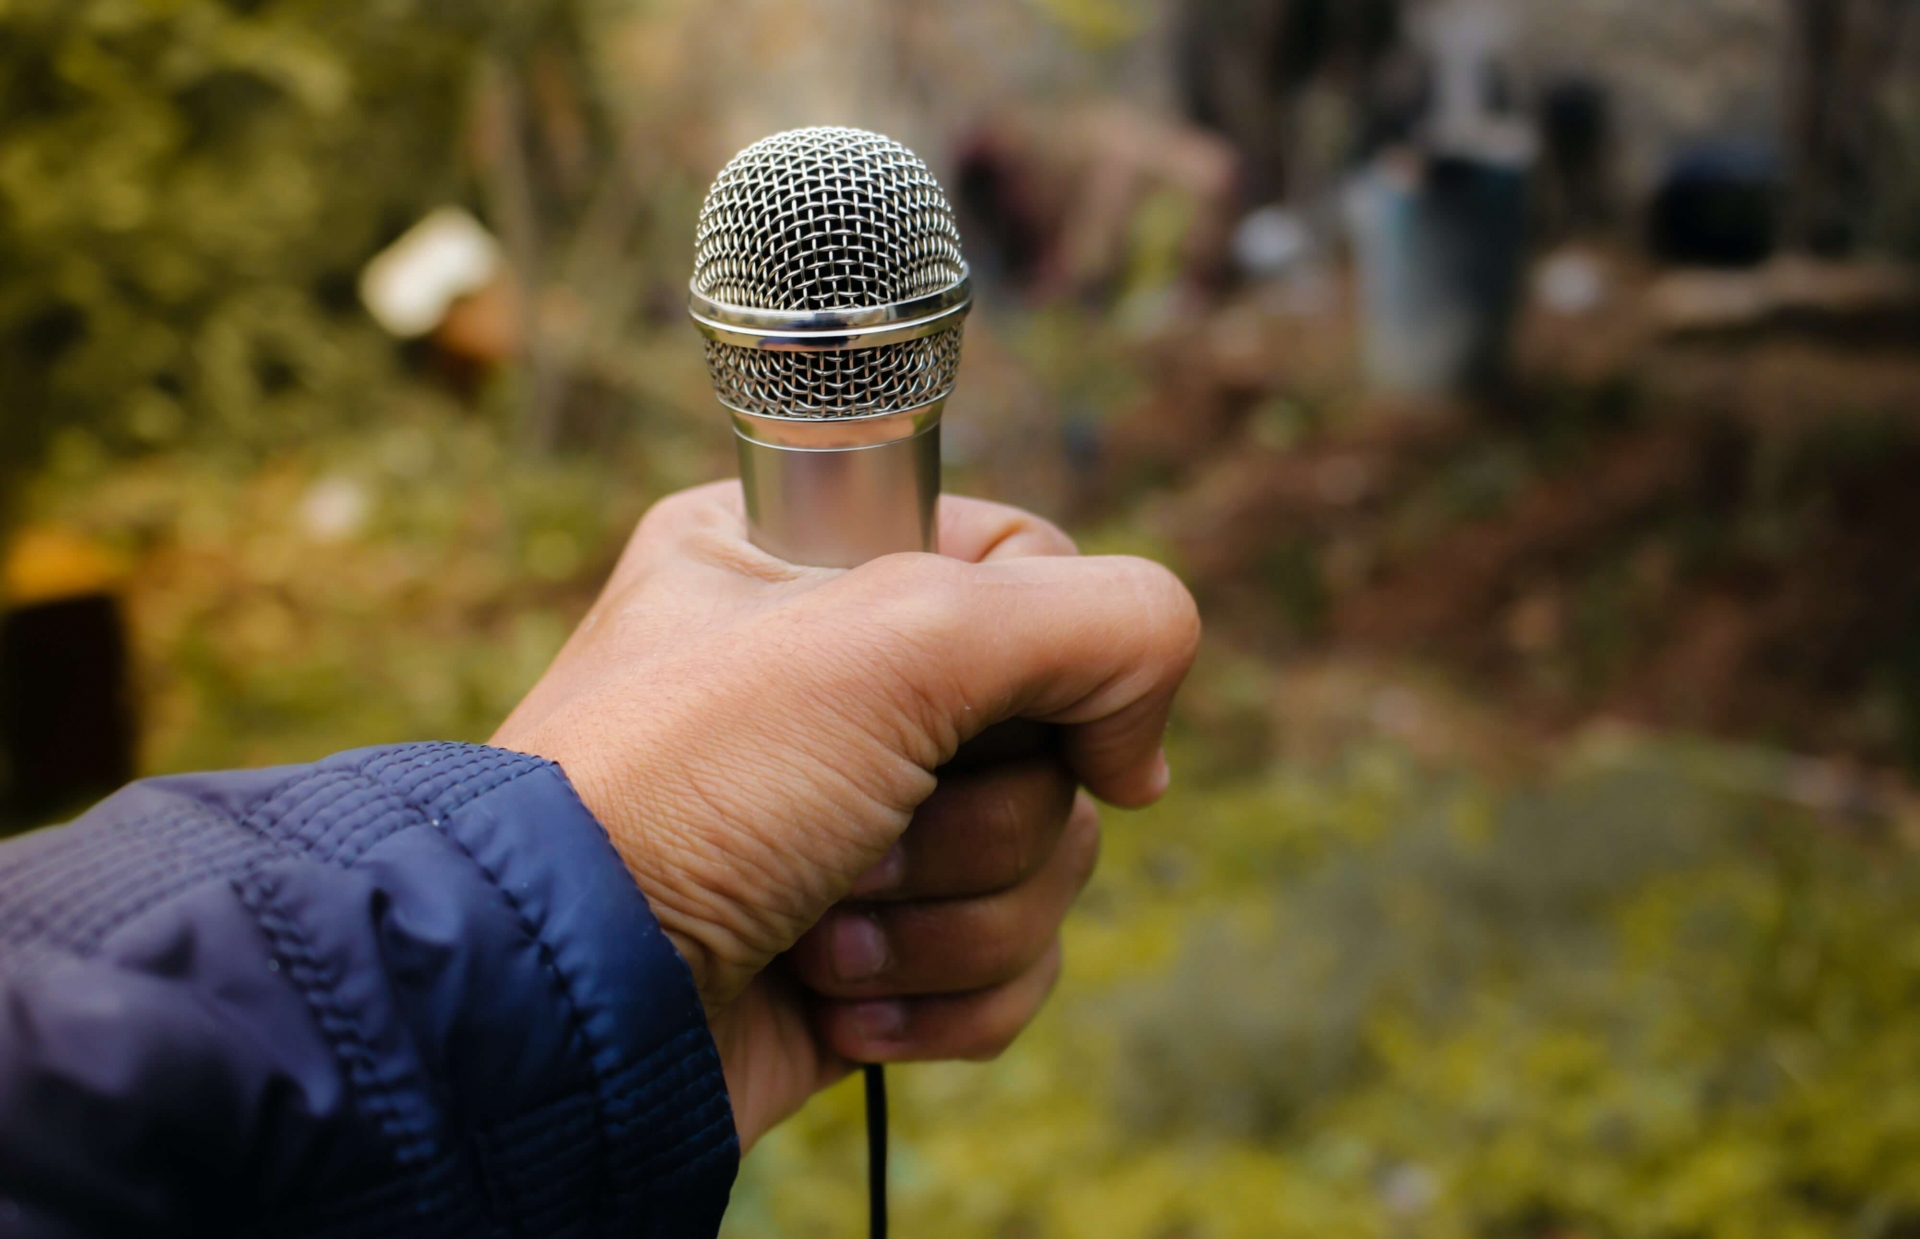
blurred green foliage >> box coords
[32,366,1920,1238]
[7,5,1920,1236]
[18,377,722,777]
[0,0,575,512]
[731,740,1920,1239]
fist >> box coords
[494,484,1199,1147]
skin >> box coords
[493,483,1200,1150]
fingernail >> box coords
[833,912,889,982]
[852,1000,908,1043]
[849,845,907,898]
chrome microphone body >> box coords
[689,127,971,569]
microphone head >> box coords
[691,127,970,421]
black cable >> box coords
[864,1063,888,1239]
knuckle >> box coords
[630,483,753,565]
[842,554,976,736]
[693,526,798,584]
[1110,558,1203,679]
[1133,558,1203,645]
[1024,515,1079,558]
[860,555,972,630]
[953,496,1079,560]
[871,550,966,592]
[639,484,721,534]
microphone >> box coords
[690,125,975,1239]
[689,127,972,568]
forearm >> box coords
[0,744,737,1238]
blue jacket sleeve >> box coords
[0,743,738,1239]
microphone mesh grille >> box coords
[695,127,967,420]
[704,330,964,420]
[694,127,964,311]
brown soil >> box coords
[1095,262,1920,771]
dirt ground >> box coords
[1042,254,1920,790]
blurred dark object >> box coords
[1359,47,1433,156]
[1340,2,1535,396]
[955,104,1240,302]
[1177,0,1401,203]
[955,137,1046,291]
[1786,0,1918,255]
[1347,154,1529,394]
[1,531,135,826]
[1650,143,1781,269]
[1537,79,1613,240]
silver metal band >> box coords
[737,424,942,567]
[689,271,972,353]
[728,397,947,449]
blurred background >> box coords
[5,0,1920,1234]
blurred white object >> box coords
[1232,205,1311,280]
[1534,249,1607,315]
[300,476,371,543]
[359,208,503,339]
[1414,1,1537,168]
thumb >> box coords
[836,552,1200,807]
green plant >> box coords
[0,0,577,517]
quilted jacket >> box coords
[0,743,738,1238]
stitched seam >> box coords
[643,1136,740,1192]
[243,773,363,853]
[0,804,208,944]
[425,762,545,821]
[622,1109,738,1183]
[607,1047,724,1132]
[2,775,362,995]
[292,785,392,863]
[170,763,328,841]
[321,759,543,872]
[530,759,625,859]
[487,751,731,1178]
[319,753,441,866]
[0,804,192,909]
[234,871,436,1166]
[353,760,614,1215]
[361,745,538,818]
[401,811,605,1095]
[601,1025,716,1094]
[0,748,481,955]
[0,820,184,946]
[2,811,292,972]
[368,744,496,796]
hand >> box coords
[492,483,1199,1148]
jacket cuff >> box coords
[354,743,740,1233]
[175,742,741,1236]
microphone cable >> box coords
[864,1063,888,1239]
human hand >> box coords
[492,483,1199,1148]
